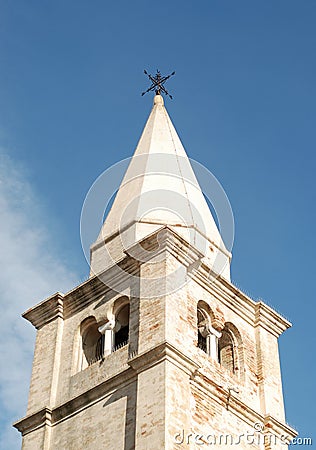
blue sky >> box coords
[0,0,315,447]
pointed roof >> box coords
[90,95,231,280]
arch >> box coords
[112,295,129,316]
[196,300,215,356]
[195,302,244,378]
[218,328,235,372]
[218,322,243,376]
[77,297,131,372]
[113,302,130,351]
[197,302,211,353]
[80,316,103,369]
[197,300,214,322]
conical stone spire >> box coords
[90,94,231,280]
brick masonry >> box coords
[14,228,296,449]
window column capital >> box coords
[205,324,222,339]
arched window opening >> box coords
[195,304,242,377]
[196,302,243,375]
[78,299,131,371]
[113,304,130,351]
[218,329,235,373]
[95,334,105,361]
[197,303,221,360]
[197,308,208,353]
[80,317,104,369]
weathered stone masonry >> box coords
[14,95,296,449]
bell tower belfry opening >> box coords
[14,84,296,449]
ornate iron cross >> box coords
[141,69,175,99]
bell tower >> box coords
[14,92,296,449]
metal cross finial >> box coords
[142,69,175,99]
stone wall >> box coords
[15,228,295,449]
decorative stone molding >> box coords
[264,414,297,445]
[21,226,290,340]
[191,260,291,337]
[13,407,52,436]
[125,225,204,268]
[14,368,136,435]
[254,302,291,337]
[14,341,200,437]
[22,226,203,329]
[128,340,201,376]
[23,293,64,330]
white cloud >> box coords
[0,152,79,449]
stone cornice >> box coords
[13,340,199,436]
[22,226,290,337]
[128,341,201,376]
[190,262,291,337]
[63,256,140,318]
[21,226,202,329]
[125,226,204,268]
[90,219,232,260]
[14,337,296,440]
[13,407,52,435]
[14,367,136,436]
[21,257,140,328]
[142,220,232,259]
[254,302,291,337]
[264,414,297,442]
[191,264,256,327]
[23,293,64,330]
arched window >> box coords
[196,302,221,360]
[98,298,130,355]
[113,303,130,351]
[78,299,131,371]
[196,303,242,376]
[218,328,235,373]
[197,307,208,353]
[80,317,104,369]
[218,322,243,377]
